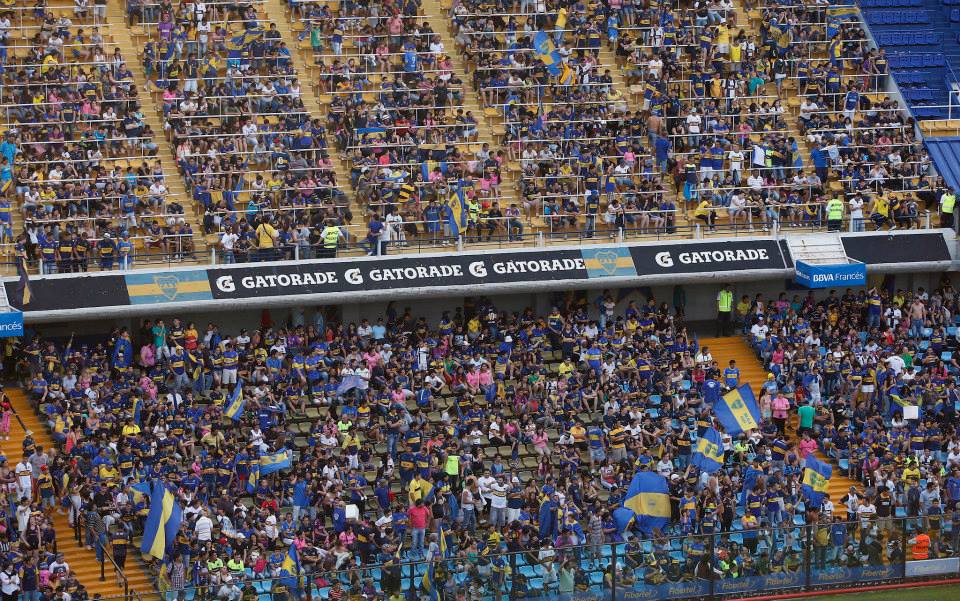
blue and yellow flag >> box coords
[622,471,671,535]
[140,481,183,560]
[533,30,562,76]
[131,397,142,426]
[826,6,858,38]
[260,450,292,476]
[422,561,439,601]
[16,255,32,307]
[246,460,260,494]
[714,384,761,435]
[446,181,466,238]
[438,521,451,558]
[224,383,245,421]
[801,455,832,506]
[279,543,300,589]
[421,160,448,182]
[226,28,264,51]
[691,427,724,473]
[559,62,575,86]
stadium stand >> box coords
[127,0,353,256]
[1,0,960,600]
[10,282,960,601]
[0,1,197,270]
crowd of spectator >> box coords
[0,6,192,269]
[3,277,954,601]
[134,0,350,255]
[747,281,960,560]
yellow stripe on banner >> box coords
[149,491,175,558]
[583,257,635,270]
[127,281,212,297]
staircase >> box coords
[105,3,206,264]
[422,0,519,203]
[264,0,358,225]
[787,233,849,265]
[699,336,858,517]
[6,388,153,596]
[596,43,682,216]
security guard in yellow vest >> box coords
[319,219,344,258]
[717,284,734,336]
[826,195,844,231]
[940,187,956,229]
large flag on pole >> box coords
[714,384,761,435]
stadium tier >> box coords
[0,1,958,601]
[0,0,947,276]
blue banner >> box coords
[712,571,805,595]
[811,564,903,585]
[794,261,866,289]
[0,311,23,338]
[619,579,712,600]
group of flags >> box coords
[137,447,294,559]
[622,380,834,531]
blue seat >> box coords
[942,351,953,361]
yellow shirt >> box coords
[99,465,119,481]
[694,200,712,217]
[730,44,742,62]
[122,424,141,437]
[256,223,278,248]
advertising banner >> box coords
[0,311,24,337]
[841,232,950,264]
[795,261,867,289]
[811,564,902,585]
[207,250,593,300]
[905,557,960,578]
[630,240,787,275]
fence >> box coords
[69,516,960,601]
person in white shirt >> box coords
[194,511,214,541]
[728,146,744,184]
[14,459,32,500]
[685,109,702,147]
[488,476,508,527]
[476,471,496,509]
[0,563,20,600]
[750,318,769,341]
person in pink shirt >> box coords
[465,365,481,394]
[407,499,431,557]
[798,431,817,460]
[771,392,791,435]
[531,426,550,457]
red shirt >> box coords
[407,505,430,529]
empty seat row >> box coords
[901,87,940,101]
[913,106,951,119]
[888,53,947,69]
[893,70,935,85]
[864,9,931,23]
[875,30,939,45]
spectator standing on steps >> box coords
[939,186,956,230]
[716,284,734,336]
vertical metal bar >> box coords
[610,543,618,601]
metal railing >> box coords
[58,516,960,601]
